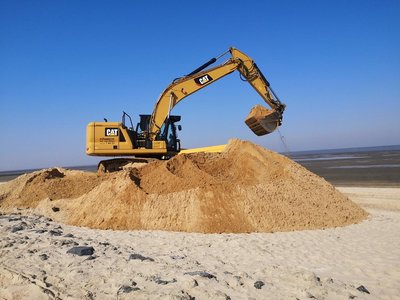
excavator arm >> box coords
[148,47,286,139]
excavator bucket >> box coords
[245,104,282,136]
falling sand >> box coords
[0,139,368,233]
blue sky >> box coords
[1,0,399,171]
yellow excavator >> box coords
[86,47,286,172]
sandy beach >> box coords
[1,141,399,299]
[0,187,399,299]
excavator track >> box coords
[97,157,157,173]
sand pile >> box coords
[0,139,368,233]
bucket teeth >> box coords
[245,105,282,136]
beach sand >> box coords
[0,188,398,299]
[1,140,399,299]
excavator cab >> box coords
[154,115,181,152]
[136,114,181,152]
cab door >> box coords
[165,120,178,152]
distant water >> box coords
[286,144,400,156]
[286,145,400,166]
[285,145,400,187]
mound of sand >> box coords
[0,139,368,233]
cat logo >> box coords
[105,128,118,136]
[194,74,213,86]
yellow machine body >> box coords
[86,47,286,171]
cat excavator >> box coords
[86,47,286,172]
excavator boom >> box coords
[148,47,285,139]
